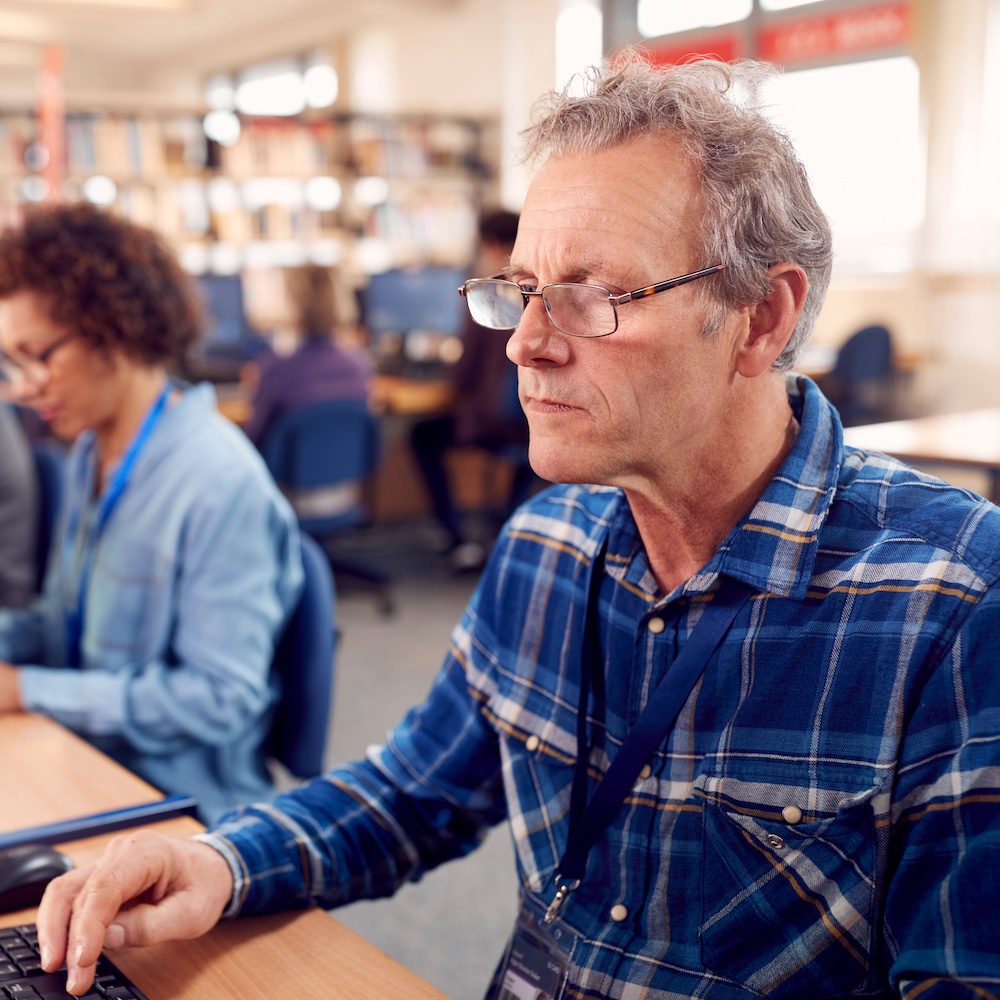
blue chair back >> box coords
[268,532,336,778]
[829,324,895,426]
[832,324,893,384]
[260,399,381,536]
[31,443,65,592]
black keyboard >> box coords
[0,924,148,1000]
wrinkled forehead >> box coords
[513,134,707,281]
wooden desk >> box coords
[213,376,454,427]
[843,407,1000,504]
[0,714,448,1000]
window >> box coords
[557,0,604,93]
[762,56,924,273]
[637,0,752,38]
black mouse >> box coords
[0,844,75,913]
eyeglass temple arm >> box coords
[615,264,726,304]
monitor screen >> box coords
[197,273,253,353]
[362,266,466,338]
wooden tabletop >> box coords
[843,407,1000,471]
[214,375,455,427]
[0,714,448,1000]
[844,407,1000,504]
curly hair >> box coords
[0,201,203,365]
[521,52,833,370]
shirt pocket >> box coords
[698,774,878,998]
[499,728,577,896]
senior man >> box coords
[37,54,1000,999]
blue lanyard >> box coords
[544,549,752,923]
[63,382,172,668]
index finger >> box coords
[35,865,92,972]
[37,832,170,993]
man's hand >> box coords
[36,830,235,996]
[0,662,21,712]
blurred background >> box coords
[0,0,995,421]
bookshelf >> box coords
[0,108,500,330]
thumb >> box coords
[103,895,209,949]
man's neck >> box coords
[625,376,798,596]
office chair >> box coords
[821,324,895,427]
[30,442,66,593]
[268,532,337,779]
[260,398,394,615]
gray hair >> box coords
[521,52,833,369]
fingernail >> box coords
[66,968,81,994]
[39,945,51,969]
[105,924,125,950]
[73,943,84,966]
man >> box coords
[37,56,1000,998]
[410,209,536,569]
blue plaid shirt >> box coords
[202,376,1000,999]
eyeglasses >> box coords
[458,264,726,339]
[0,331,77,387]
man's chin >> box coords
[527,443,598,487]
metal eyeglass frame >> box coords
[458,264,726,338]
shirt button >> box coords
[781,805,803,825]
[647,617,666,634]
[637,764,652,781]
[525,735,540,752]
[609,904,628,922]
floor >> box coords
[295,519,519,1000]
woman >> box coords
[242,263,371,449]
[0,202,303,824]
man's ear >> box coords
[735,263,808,379]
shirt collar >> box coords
[692,374,843,600]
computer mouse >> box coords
[0,844,75,913]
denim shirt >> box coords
[202,377,1000,997]
[0,383,303,824]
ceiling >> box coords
[0,0,462,108]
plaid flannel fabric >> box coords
[204,377,1000,999]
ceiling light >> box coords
[303,63,338,108]
[304,176,341,212]
[83,175,117,206]
[203,110,241,147]
[236,61,305,117]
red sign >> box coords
[758,2,911,67]
[644,31,744,68]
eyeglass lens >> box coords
[465,280,524,330]
[466,279,616,337]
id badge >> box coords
[485,897,572,1000]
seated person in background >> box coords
[0,202,303,825]
[0,400,38,607]
[243,263,372,448]
[410,209,536,568]
[36,56,1000,998]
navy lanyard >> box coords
[544,550,752,923]
[64,382,172,667]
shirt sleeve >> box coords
[196,625,508,917]
[884,582,1000,993]
[17,465,300,752]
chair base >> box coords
[314,537,395,617]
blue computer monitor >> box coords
[197,273,254,354]
[362,266,466,339]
